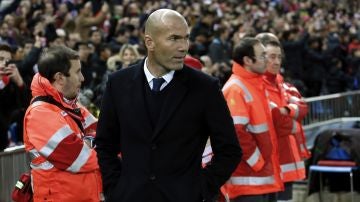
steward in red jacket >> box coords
[221,38,283,201]
[23,46,102,202]
[257,33,310,201]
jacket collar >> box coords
[232,62,263,81]
[30,73,76,109]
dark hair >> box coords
[88,27,102,37]
[213,26,227,38]
[38,46,79,82]
[74,41,91,51]
[116,27,127,36]
[232,37,260,66]
[96,43,111,55]
[0,43,13,53]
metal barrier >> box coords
[303,90,360,126]
[0,145,29,202]
[302,90,360,149]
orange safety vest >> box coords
[263,73,310,183]
[23,73,102,202]
[221,63,283,199]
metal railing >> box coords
[303,90,360,126]
[0,145,29,202]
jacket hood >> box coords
[30,73,74,108]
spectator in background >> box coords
[0,21,17,47]
[75,1,109,41]
[208,25,231,66]
[91,43,112,107]
[106,43,141,72]
[208,23,233,83]
[67,32,81,49]
[347,47,360,89]
[75,41,96,90]
[302,37,330,96]
[95,44,142,112]
[14,35,44,87]
[189,8,216,57]
[326,57,352,94]
[89,28,104,52]
[0,43,29,150]
[281,28,309,81]
[54,1,73,29]
[108,27,130,53]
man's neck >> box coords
[146,59,168,77]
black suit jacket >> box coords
[95,60,241,202]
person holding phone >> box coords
[0,43,29,150]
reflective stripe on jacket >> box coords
[221,63,283,199]
[23,73,102,202]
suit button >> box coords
[149,175,156,181]
[151,144,157,150]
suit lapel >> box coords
[152,68,188,140]
[129,62,153,133]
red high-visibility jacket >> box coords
[221,63,283,199]
[23,73,102,202]
[263,72,310,183]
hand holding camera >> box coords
[1,60,13,75]
[2,61,24,87]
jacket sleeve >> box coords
[78,12,106,27]
[95,75,122,196]
[201,80,242,201]
[271,107,294,137]
[283,82,311,158]
[284,82,308,121]
[25,106,97,173]
[223,86,264,172]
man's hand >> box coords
[101,3,109,13]
[279,107,290,115]
[4,64,24,87]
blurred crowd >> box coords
[1,0,360,149]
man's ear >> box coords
[243,56,253,66]
[144,34,155,51]
[53,72,65,85]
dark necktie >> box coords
[152,77,165,92]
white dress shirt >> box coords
[144,58,174,91]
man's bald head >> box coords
[255,33,280,45]
[145,9,188,36]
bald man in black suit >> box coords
[95,9,242,202]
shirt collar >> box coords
[143,58,175,84]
